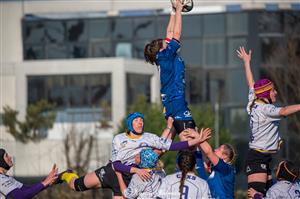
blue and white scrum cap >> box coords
[126,112,144,133]
[139,149,158,169]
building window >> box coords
[226,13,248,36]
[27,74,111,110]
[203,38,225,67]
[258,12,283,33]
[126,74,151,105]
[181,38,202,67]
[203,14,225,36]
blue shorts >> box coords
[163,97,193,120]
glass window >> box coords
[228,37,247,67]
[156,15,169,38]
[46,43,69,59]
[182,15,202,37]
[127,74,151,105]
[260,36,286,64]
[227,13,248,36]
[66,20,88,42]
[89,19,111,39]
[112,18,133,40]
[203,38,225,67]
[44,21,65,43]
[133,17,155,39]
[69,43,88,58]
[90,41,112,57]
[226,69,248,103]
[203,14,225,36]
[23,21,45,44]
[284,11,300,35]
[186,68,204,104]
[133,40,148,59]
[28,74,111,109]
[28,76,47,104]
[180,39,202,67]
[24,45,45,60]
[258,12,283,33]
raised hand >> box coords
[42,164,58,187]
[236,46,252,63]
[175,0,183,12]
[198,128,212,143]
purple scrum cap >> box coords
[254,79,274,100]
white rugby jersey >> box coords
[247,88,282,151]
[111,132,172,165]
[0,174,23,199]
[157,172,211,199]
[262,180,300,199]
[124,170,165,199]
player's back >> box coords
[157,172,211,199]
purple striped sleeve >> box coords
[112,161,132,173]
[169,141,189,151]
[7,183,45,199]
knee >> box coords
[74,176,90,192]
[248,182,267,196]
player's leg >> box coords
[246,149,272,197]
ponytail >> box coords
[178,151,196,199]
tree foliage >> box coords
[117,95,231,174]
[2,100,56,142]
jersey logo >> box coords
[183,110,192,117]
[120,140,128,148]
[260,164,267,170]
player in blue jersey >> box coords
[183,128,236,199]
[57,112,211,198]
[144,0,196,137]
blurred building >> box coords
[0,0,299,188]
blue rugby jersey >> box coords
[207,159,235,199]
[156,39,192,120]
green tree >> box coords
[2,100,56,142]
[117,95,231,174]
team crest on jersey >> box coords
[139,142,149,147]
[121,140,128,148]
[184,110,192,117]
[260,164,266,170]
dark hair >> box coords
[178,151,196,199]
[277,160,299,182]
[144,39,163,66]
[222,144,236,165]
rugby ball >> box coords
[170,0,194,12]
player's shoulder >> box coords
[0,173,9,180]
[143,132,157,138]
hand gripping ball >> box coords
[171,0,194,12]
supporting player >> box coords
[237,46,300,196]
[183,128,236,199]
[157,150,211,199]
[144,0,196,138]
[57,112,211,198]
[0,148,58,199]
[248,160,299,199]
[116,149,166,199]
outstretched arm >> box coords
[279,104,300,116]
[237,46,254,88]
[173,0,183,41]
[198,135,220,166]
